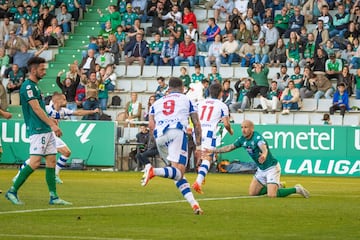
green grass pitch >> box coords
[0,169,359,240]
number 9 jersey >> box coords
[150,92,197,138]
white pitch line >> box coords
[0,195,260,215]
[0,234,137,240]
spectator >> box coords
[106,34,120,65]
[191,64,205,83]
[145,1,165,36]
[302,0,328,24]
[44,18,64,46]
[325,52,343,80]
[39,6,55,28]
[322,40,336,57]
[115,25,127,53]
[175,35,196,66]
[213,0,234,22]
[132,0,148,23]
[251,23,264,44]
[185,22,198,41]
[0,47,9,77]
[299,66,316,99]
[280,80,301,114]
[318,5,333,30]
[220,33,240,66]
[123,3,139,31]
[247,63,270,100]
[338,66,354,96]
[286,31,301,68]
[207,65,222,85]
[196,33,208,67]
[118,92,142,121]
[229,78,252,113]
[79,49,97,77]
[202,18,220,43]
[350,41,360,69]
[6,64,25,93]
[96,46,114,68]
[129,124,149,169]
[24,5,39,25]
[97,66,116,110]
[274,7,289,37]
[291,65,304,89]
[56,68,81,113]
[161,5,182,24]
[330,4,350,38]
[164,19,184,44]
[340,43,354,65]
[343,21,359,45]
[322,113,332,125]
[264,20,279,50]
[75,75,87,107]
[236,21,252,48]
[146,0,158,22]
[313,19,329,49]
[62,0,80,23]
[284,6,305,38]
[67,62,81,81]
[351,5,360,31]
[255,38,269,65]
[269,38,286,67]
[310,71,334,100]
[13,5,26,24]
[143,95,156,121]
[83,72,100,120]
[228,7,243,30]
[98,21,114,40]
[146,33,163,66]
[273,64,290,91]
[0,16,14,44]
[220,20,235,39]
[221,79,234,108]
[355,69,360,99]
[135,133,159,171]
[205,34,222,69]
[32,19,46,48]
[127,18,145,41]
[260,80,281,114]
[160,35,179,66]
[40,0,56,14]
[329,82,349,116]
[124,33,148,68]
[16,18,36,49]
[239,38,256,67]
[312,48,328,72]
[155,76,169,100]
[299,33,316,67]
[247,0,265,24]
[98,5,122,30]
[179,67,191,92]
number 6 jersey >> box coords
[150,92,197,138]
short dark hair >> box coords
[27,57,45,72]
[209,83,222,98]
[157,76,165,82]
[168,77,183,89]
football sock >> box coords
[195,159,210,185]
[11,164,34,192]
[175,177,197,206]
[277,188,296,197]
[14,159,30,179]
[56,155,69,175]
[258,186,267,196]
[46,167,58,198]
[154,166,182,181]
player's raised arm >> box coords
[73,108,100,116]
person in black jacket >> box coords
[124,33,149,67]
[56,68,80,114]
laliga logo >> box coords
[75,123,96,144]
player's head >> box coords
[27,57,46,80]
[241,120,254,139]
[52,92,67,107]
[168,77,183,93]
[209,82,222,99]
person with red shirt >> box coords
[182,7,198,29]
[174,35,196,66]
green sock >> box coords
[258,186,267,196]
[277,188,297,197]
[46,168,58,198]
[12,165,34,192]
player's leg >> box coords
[55,142,71,184]
[12,158,31,183]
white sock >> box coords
[196,160,210,185]
[56,155,69,176]
[154,166,182,181]
[175,177,197,207]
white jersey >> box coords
[197,98,229,148]
[150,92,196,138]
[46,104,74,120]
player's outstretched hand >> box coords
[93,108,100,113]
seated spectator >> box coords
[322,113,332,125]
[220,33,240,66]
[207,65,222,85]
[13,5,26,25]
[269,38,286,67]
[97,66,115,110]
[220,20,235,40]
[62,0,80,23]
[325,52,343,80]
[160,35,178,66]
[145,1,165,36]
[196,34,208,67]
[340,43,354,65]
[127,18,145,41]
[191,64,205,83]
[161,5,182,24]
[264,20,279,50]
[246,0,264,26]
[146,33,163,66]
[273,64,290,91]
[260,80,281,114]
[98,21,114,40]
[115,25,127,53]
[164,19,184,44]
[0,47,9,77]
[129,123,149,169]
[205,34,222,69]
[6,64,25,93]
[229,78,252,113]
[236,22,252,48]
[280,80,301,114]
[75,75,87,107]
[239,38,256,67]
[83,72,100,120]
[299,66,316,99]
[0,16,15,44]
[299,33,316,67]
[32,19,46,48]
[79,49,97,76]
[255,38,269,65]
[284,6,304,38]
[291,65,304,89]
[44,18,64,46]
[95,46,114,68]
[338,66,354,96]
[185,22,198,42]
[354,69,360,99]
[155,76,169,100]
[135,133,159,171]
[182,7,197,29]
[329,82,349,116]
[39,0,56,14]
[105,34,120,65]
[38,6,55,28]
[0,1,10,19]
[117,92,142,122]
[213,0,234,22]
[24,5,38,25]
[228,7,242,30]
[56,68,81,113]
[329,4,350,38]
[246,63,269,99]
[98,5,122,31]
[175,34,196,66]
[179,67,191,92]
[313,19,329,48]
[275,7,290,37]
[312,48,328,72]
[124,33,148,68]
[343,21,358,45]
[310,71,334,100]
[251,23,264,44]
[143,95,156,121]
[123,3,139,31]
[132,0,148,23]
[67,62,81,81]
[322,40,336,57]
[202,18,220,44]
[302,0,328,24]
[16,18,36,49]
[285,31,301,68]
[318,5,333,30]
[221,79,234,108]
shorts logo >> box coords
[75,123,96,144]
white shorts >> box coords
[254,163,281,186]
[156,129,188,166]
[54,133,67,148]
[29,132,57,156]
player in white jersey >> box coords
[192,83,234,194]
[141,77,204,215]
[13,93,99,184]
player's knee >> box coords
[267,192,277,198]
[248,190,258,196]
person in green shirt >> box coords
[299,33,316,67]
[164,19,184,44]
[274,7,290,37]
[5,57,72,206]
[207,65,222,85]
[247,63,269,100]
[291,65,304,89]
[123,3,138,31]
[325,52,343,80]
[355,69,360,99]
[98,21,115,40]
[207,120,310,198]
[179,66,191,93]
[98,5,122,30]
[191,64,205,83]
[285,31,301,68]
[145,33,163,66]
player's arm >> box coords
[72,108,100,116]
[190,112,201,147]
[213,144,236,154]
[28,99,62,137]
[258,142,268,164]
[148,114,155,133]
[222,116,234,135]
[0,109,12,119]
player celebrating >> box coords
[141,77,204,215]
[13,92,99,184]
[5,57,71,205]
[207,120,310,198]
[192,83,234,194]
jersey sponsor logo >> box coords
[27,90,33,98]
[75,123,96,144]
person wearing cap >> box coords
[329,82,349,116]
[123,3,139,31]
[264,19,279,51]
[325,52,343,79]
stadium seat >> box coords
[330,115,343,126]
[300,99,317,112]
[157,66,173,78]
[260,113,277,124]
[203,66,212,76]
[343,114,359,126]
[317,99,333,112]
[141,65,158,79]
[231,113,244,123]
[125,65,142,77]
[277,113,294,125]
[207,9,215,18]
[146,80,159,93]
[293,113,310,125]
[244,112,260,124]
[132,80,147,92]
[234,67,248,79]
[219,67,234,79]
[349,99,360,110]
[117,79,132,92]
[309,113,325,125]
[194,9,207,21]
[114,65,126,77]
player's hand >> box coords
[2,112,12,119]
[93,108,100,113]
[51,125,62,138]
[258,153,266,164]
